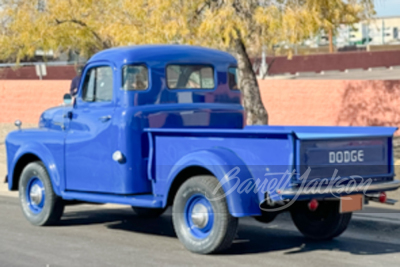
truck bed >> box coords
[145,125,397,206]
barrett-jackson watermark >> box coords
[207,166,373,211]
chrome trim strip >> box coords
[277,180,400,196]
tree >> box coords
[304,0,375,53]
[185,1,316,124]
[0,0,376,124]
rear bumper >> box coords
[277,180,400,198]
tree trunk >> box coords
[234,38,269,125]
[328,28,334,53]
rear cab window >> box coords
[167,65,214,89]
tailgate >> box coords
[297,138,391,180]
[291,126,397,181]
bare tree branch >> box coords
[55,18,110,49]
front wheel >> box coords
[19,161,65,226]
[172,175,238,254]
[290,200,352,240]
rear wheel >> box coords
[19,161,64,226]
[290,200,352,240]
[172,175,238,254]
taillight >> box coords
[308,199,319,211]
[379,192,387,203]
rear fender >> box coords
[165,148,262,217]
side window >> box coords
[228,67,239,90]
[82,68,95,101]
[122,65,149,90]
[82,66,113,102]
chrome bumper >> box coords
[276,180,400,197]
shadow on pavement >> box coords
[59,206,400,256]
[224,223,400,256]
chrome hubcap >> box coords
[30,184,43,205]
[191,203,209,228]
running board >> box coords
[61,191,163,208]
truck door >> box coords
[65,64,118,193]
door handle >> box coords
[99,115,112,122]
[64,111,73,119]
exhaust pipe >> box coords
[366,192,398,205]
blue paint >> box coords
[184,194,214,239]
[26,177,45,214]
[156,147,262,216]
[247,125,398,139]
[61,191,163,208]
[5,45,399,219]
[6,131,65,195]
[152,135,292,216]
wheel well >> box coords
[11,154,40,191]
[167,166,213,206]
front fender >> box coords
[164,148,261,217]
[8,141,62,196]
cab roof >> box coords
[88,45,237,67]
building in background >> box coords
[367,16,400,45]
[304,16,400,49]
[336,16,400,47]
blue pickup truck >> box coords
[5,45,400,254]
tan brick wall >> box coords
[0,80,70,123]
[1,80,400,135]
[260,80,400,134]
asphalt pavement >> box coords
[1,194,400,267]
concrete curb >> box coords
[295,71,319,77]
[368,67,388,71]
[320,70,343,75]
[344,68,365,73]
[263,75,296,80]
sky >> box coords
[374,0,400,17]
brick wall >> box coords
[1,80,400,135]
[0,66,76,80]
[0,80,70,123]
[258,50,400,75]
[259,79,400,134]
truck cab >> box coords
[5,45,400,254]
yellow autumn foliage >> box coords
[0,0,375,62]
